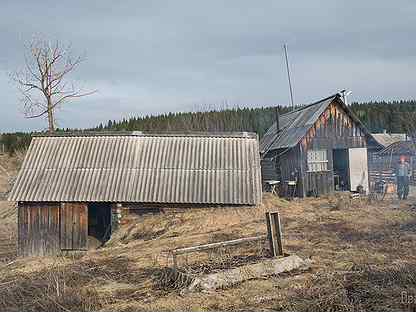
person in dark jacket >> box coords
[396,155,411,200]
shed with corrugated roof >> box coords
[8,131,262,256]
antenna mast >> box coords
[284,44,295,110]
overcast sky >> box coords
[1,1,415,132]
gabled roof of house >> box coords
[8,132,262,205]
[371,133,408,148]
[260,93,371,154]
[377,140,416,156]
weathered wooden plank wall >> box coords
[299,102,368,196]
[61,203,88,250]
[260,158,279,181]
[279,146,303,197]
[18,202,60,256]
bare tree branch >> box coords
[11,37,96,132]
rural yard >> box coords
[0,155,416,311]
[1,2,416,311]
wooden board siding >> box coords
[261,158,279,181]
[279,146,303,197]
[60,203,88,250]
[300,102,367,151]
[299,102,368,196]
[18,203,60,256]
[303,147,334,196]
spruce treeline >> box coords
[1,100,416,154]
[95,106,291,138]
[96,100,416,135]
[350,100,416,133]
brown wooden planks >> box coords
[78,204,88,250]
[60,203,88,251]
[17,203,60,256]
[265,212,283,257]
[60,203,70,250]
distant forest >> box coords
[1,99,416,154]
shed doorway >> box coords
[88,203,112,245]
[333,149,350,191]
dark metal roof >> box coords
[260,95,337,153]
[260,93,371,154]
[8,133,262,205]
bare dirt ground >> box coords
[0,154,415,311]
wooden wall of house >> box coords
[18,202,88,256]
[18,202,60,256]
[261,158,279,181]
[263,147,303,197]
[301,146,334,196]
[299,100,368,196]
[279,146,303,197]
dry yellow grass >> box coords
[0,192,415,311]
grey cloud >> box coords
[0,0,415,132]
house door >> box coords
[60,203,88,250]
[348,148,369,193]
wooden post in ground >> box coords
[265,212,283,257]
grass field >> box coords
[0,154,415,311]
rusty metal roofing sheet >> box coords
[9,133,262,205]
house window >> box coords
[307,150,328,172]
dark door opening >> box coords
[88,203,112,245]
[333,149,350,191]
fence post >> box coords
[265,211,283,257]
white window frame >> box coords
[307,149,329,172]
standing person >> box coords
[396,156,411,200]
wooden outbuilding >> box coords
[260,93,373,197]
[368,140,416,189]
[367,132,410,190]
[8,132,262,256]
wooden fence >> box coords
[168,211,284,267]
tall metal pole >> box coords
[284,44,294,110]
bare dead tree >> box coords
[11,38,95,132]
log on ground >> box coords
[188,254,311,292]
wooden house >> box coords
[260,93,373,197]
[8,132,262,256]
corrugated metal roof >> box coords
[371,133,408,148]
[9,133,262,205]
[260,93,371,154]
[377,141,416,155]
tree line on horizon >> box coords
[94,99,416,135]
[1,99,416,155]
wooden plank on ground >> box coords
[266,212,283,257]
[172,235,267,256]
